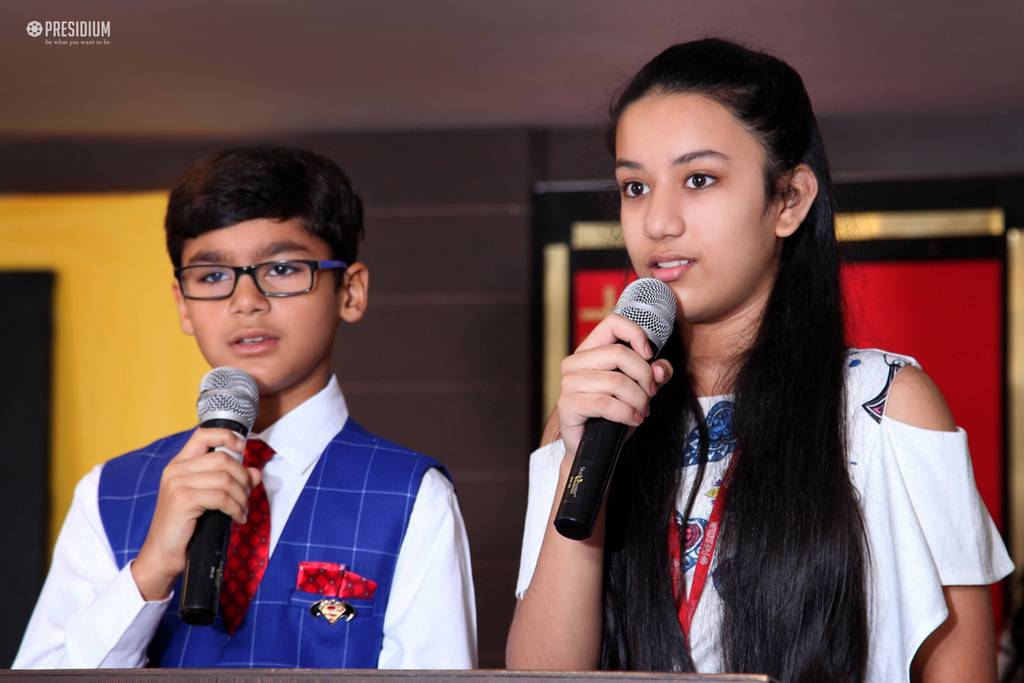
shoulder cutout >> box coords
[884,365,957,432]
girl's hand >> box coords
[509,313,673,671]
[556,313,674,460]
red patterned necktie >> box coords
[220,438,274,635]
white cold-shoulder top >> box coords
[515,348,1013,682]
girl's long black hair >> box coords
[599,39,869,683]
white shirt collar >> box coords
[250,375,349,475]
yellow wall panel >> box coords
[0,193,211,547]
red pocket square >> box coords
[297,561,377,599]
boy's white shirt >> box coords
[14,375,477,669]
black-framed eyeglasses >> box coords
[175,260,348,300]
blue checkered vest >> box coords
[98,419,446,668]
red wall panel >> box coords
[573,269,637,348]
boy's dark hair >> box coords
[165,145,364,268]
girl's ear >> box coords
[338,262,369,323]
[774,164,819,238]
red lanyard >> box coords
[668,454,736,639]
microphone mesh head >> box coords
[613,278,677,351]
[197,367,259,433]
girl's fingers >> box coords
[652,359,674,388]
[561,370,654,418]
[556,311,676,458]
[568,393,647,427]
[562,344,658,396]
[575,314,653,359]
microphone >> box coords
[553,278,676,541]
[179,367,259,626]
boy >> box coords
[14,146,476,669]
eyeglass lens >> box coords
[181,261,315,298]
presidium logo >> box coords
[26,20,111,45]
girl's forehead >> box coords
[615,92,764,165]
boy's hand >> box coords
[130,428,260,602]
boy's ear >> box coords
[338,263,369,323]
[171,279,196,336]
[774,164,819,239]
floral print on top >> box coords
[676,400,736,580]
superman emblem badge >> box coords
[310,598,356,625]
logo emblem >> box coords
[309,599,356,625]
[26,21,42,37]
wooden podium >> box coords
[0,671,778,682]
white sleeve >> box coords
[883,418,1014,585]
[13,465,171,669]
[515,440,565,600]
[857,416,1015,681]
[377,468,477,669]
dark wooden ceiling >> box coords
[2,0,1023,137]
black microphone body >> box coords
[178,416,248,626]
[555,419,628,540]
[553,279,675,541]
[179,369,259,626]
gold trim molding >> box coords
[571,221,624,250]
[542,243,570,420]
[1008,228,1024,610]
[571,209,1005,248]
[835,209,1004,242]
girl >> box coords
[506,39,1012,683]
